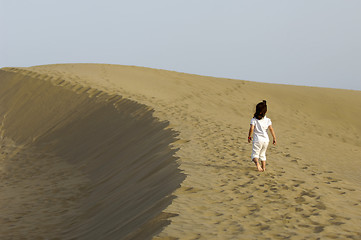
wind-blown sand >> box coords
[0,64,360,239]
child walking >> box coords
[248,100,277,172]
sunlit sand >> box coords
[0,64,360,239]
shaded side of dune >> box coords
[0,68,185,239]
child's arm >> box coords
[269,125,277,145]
[248,124,254,143]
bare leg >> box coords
[261,161,266,171]
[253,158,263,172]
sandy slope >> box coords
[0,67,184,239]
[1,63,361,239]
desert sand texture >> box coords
[0,64,361,239]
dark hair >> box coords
[253,100,267,120]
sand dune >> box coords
[0,64,360,239]
[0,67,185,239]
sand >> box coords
[0,64,360,239]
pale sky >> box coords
[1,0,360,90]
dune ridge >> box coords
[1,64,361,239]
[0,68,185,239]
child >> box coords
[248,100,276,172]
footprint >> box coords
[179,186,201,194]
[313,202,327,210]
[247,204,260,213]
[295,196,306,203]
[300,190,316,198]
[313,226,324,233]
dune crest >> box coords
[0,67,185,239]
